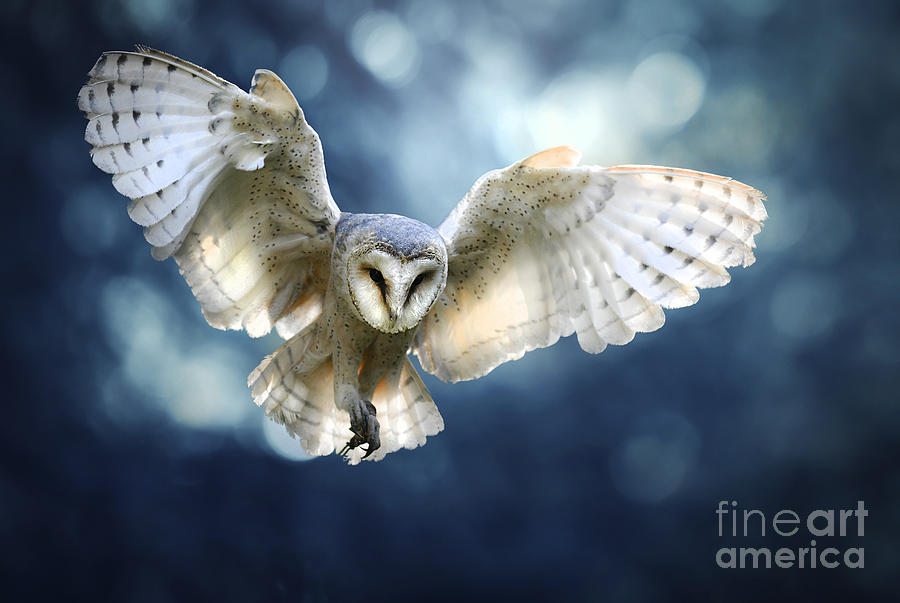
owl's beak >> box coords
[386,290,404,328]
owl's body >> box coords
[257,213,448,462]
[79,48,767,464]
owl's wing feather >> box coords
[78,48,340,337]
[413,146,766,383]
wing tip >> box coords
[522,145,582,169]
[250,69,301,114]
[604,164,768,220]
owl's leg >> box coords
[340,398,380,458]
[333,340,381,459]
[334,389,381,458]
[343,332,415,458]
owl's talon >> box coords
[339,432,363,456]
[343,399,380,459]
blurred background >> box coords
[2,0,899,600]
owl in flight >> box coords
[78,48,766,464]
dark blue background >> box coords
[3,0,899,601]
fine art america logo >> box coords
[715,500,867,569]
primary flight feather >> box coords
[78,48,767,464]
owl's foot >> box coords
[339,399,380,459]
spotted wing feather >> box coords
[413,146,767,383]
[78,47,340,338]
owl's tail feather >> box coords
[248,326,444,464]
[364,356,445,464]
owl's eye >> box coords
[405,272,428,305]
[368,268,385,284]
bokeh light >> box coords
[627,51,706,134]
[262,415,314,461]
[610,411,700,503]
[350,10,420,87]
[279,44,329,101]
[59,183,123,256]
[770,272,842,340]
[405,0,457,42]
[100,276,256,431]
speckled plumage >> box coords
[79,48,767,464]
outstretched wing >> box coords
[78,47,340,338]
[412,146,767,383]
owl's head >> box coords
[336,214,448,334]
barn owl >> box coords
[78,48,767,464]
